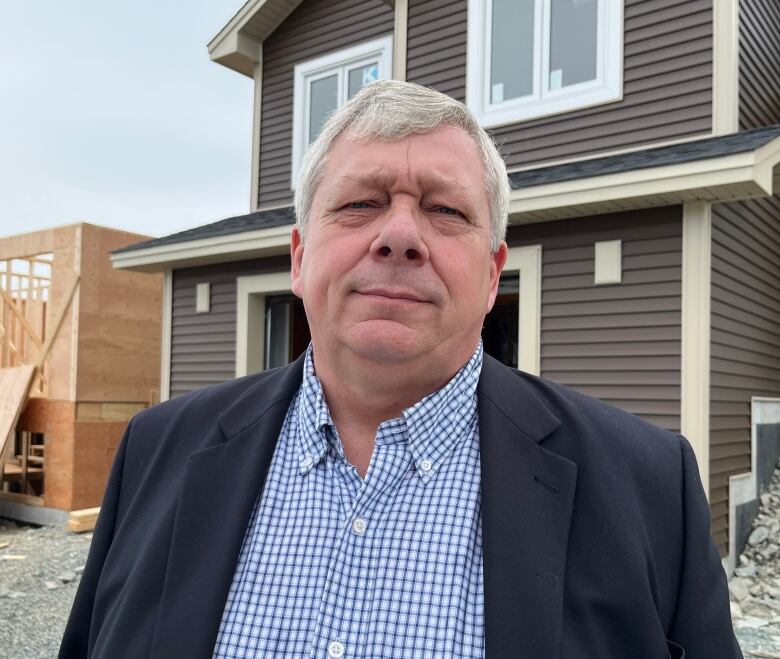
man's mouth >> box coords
[357,288,429,303]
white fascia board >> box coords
[508,148,779,221]
[209,31,261,78]
[110,223,293,273]
[208,0,299,77]
[208,0,267,54]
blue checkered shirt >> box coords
[213,343,485,658]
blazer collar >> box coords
[152,353,577,659]
[478,354,577,659]
[151,355,306,659]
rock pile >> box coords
[730,459,780,655]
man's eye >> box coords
[435,206,462,216]
[347,201,372,209]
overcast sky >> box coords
[0,1,252,241]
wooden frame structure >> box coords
[0,223,163,515]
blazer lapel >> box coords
[151,356,306,659]
[479,355,578,659]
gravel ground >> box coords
[0,520,91,659]
[3,467,780,659]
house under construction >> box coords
[0,223,162,524]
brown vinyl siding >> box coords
[406,0,713,169]
[738,0,780,129]
[258,0,394,207]
[710,196,780,555]
[170,256,290,397]
[507,207,682,431]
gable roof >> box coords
[112,125,780,272]
[208,0,394,76]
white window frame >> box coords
[466,0,623,129]
[504,245,543,375]
[291,35,393,189]
[235,272,293,377]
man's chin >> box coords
[342,323,430,364]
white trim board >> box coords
[680,201,711,496]
[510,140,780,223]
[392,0,408,81]
[235,271,294,377]
[110,224,293,273]
[712,0,739,135]
[250,51,264,211]
[160,270,173,402]
[504,245,542,376]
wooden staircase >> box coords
[0,255,79,495]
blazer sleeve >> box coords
[58,418,132,659]
[667,434,743,658]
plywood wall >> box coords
[75,223,162,403]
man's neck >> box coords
[311,344,476,476]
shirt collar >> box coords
[295,342,483,480]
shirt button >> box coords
[352,517,367,535]
[327,640,345,658]
[420,459,433,472]
[301,455,314,470]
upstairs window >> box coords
[291,35,393,188]
[467,0,623,128]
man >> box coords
[60,80,741,658]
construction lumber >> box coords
[67,507,100,533]
[0,365,36,467]
[35,274,78,371]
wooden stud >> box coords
[67,507,100,533]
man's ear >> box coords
[290,227,304,298]
[486,241,508,313]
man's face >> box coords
[291,124,507,369]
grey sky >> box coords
[0,1,252,241]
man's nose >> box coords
[369,202,430,264]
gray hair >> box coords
[293,80,509,252]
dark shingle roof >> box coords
[112,206,295,254]
[115,124,780,255]
[509,123,780,189]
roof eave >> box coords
[207,0,297,77]
[113,133,780,272]
[110,223,293,273]
[509,144,780,223]
[208,0,397,77]
[209,31,262,77]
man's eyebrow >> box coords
[333,170,398,189]
[332,170,475,196]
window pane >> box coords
[308,74,339,144]
[348,62,379,99]
[549,0,598,89]
[491,0,535,103]
[265,298,291,369]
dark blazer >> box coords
[60,353,742,659]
